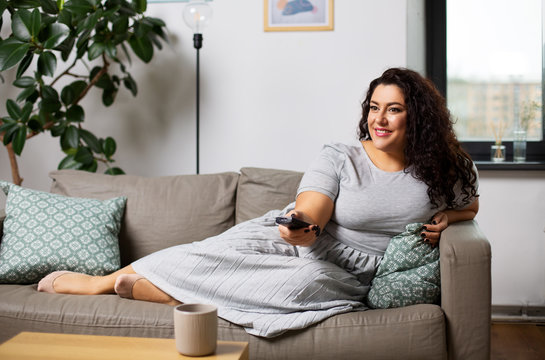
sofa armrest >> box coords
[440,220,491,360]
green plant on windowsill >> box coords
[0,0,167,185]
[519,99,540,133]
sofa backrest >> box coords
[49,170,239,266]
[48,168,303,266]
[235,167,303,224]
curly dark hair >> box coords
[358,68,478,208]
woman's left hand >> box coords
[421,211,449,248]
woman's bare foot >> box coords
[38,271,114,295]
[131,278,181,306]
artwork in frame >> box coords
[264,0,334,32]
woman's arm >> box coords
[421,198,480,247]
[278,191,334,247]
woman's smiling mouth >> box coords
[374,128,392,137]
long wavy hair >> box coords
[358,68,478,208]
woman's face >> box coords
[367,84,407,155]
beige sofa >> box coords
[0,168,491,359]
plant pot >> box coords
[491,144,506,162]
[513,130,527,163]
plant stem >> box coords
[6,144,23,185]
[74,55,110,105]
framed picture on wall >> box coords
[264,0,334,31]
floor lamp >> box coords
[183,0,212,174]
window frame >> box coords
[425,0,545,169]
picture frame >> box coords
[264,0,334,32]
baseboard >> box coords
[492,305,545,323]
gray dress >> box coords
[132,143,476,337]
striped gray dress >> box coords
[132,143,471,337]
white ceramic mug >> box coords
[173,303,218,356]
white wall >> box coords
[0,0,544,307]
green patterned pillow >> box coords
[0,181,126,284]
[367,223,440,309]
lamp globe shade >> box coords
[183,0,213,34]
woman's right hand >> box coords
[278,210,320,247]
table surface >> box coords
[0,332,249,360]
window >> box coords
[426,0,545,167]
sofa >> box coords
[0,168,491,359]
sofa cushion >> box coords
[367,223,440,309]
[49,170,239,265]
[0,181,126,284]
[235,167,303,224]
[0,284,447,360]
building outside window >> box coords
[426,0,545,166]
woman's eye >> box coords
[370,105,379,111]
[389,107,401,113]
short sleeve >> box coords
[297,144,346,201]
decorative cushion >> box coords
[49,170,240,265]
[236,167,303,224]
[0,181,126,284]
[366,223,440,309]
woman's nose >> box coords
[375,111,388,125]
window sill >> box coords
[475,161,545,171]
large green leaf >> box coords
[58,35,75,61]
[128,34,153,63]
[16,52,34,78]
[60,85,75,105]
[13,76,36,88]
[105,167,124,175]
[112,15,128,34]
[16,86,37,103]
[27,115,43,131]
[20,101,33,122]
[0,121,17,135]
[41,0,59,14]
[66,104,84,122]
[132,0,146,14]
[12,126,27,155]
[58,154,84,170]
[61,80,88,106]
[39,96,61,113]
[102,136,116,157]
[6,99,22,119]
[123,74,137,96]
[79,128,101,153]
[0,39,31,71]
[104,41,117,59]
[87,42,105,60]
[74,146,93,164]
[2,123,20,145]
[61,125,79,149]
[11,9,32,41]
[38,51,57,77]
[102,88,116,106]
[43,23,70,49]
[63,0,93,16]
[30,8,41,37]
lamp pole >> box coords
[183,0,212,175]
[194,34,202,174]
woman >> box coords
[38,68,479,337]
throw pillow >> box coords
[366,223,440,309]
[0,181,126,284]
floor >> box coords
[491,322,545,360]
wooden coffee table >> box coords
[0,332,249,360]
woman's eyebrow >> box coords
[370,100,405,107]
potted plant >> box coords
[0,0,167,185]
